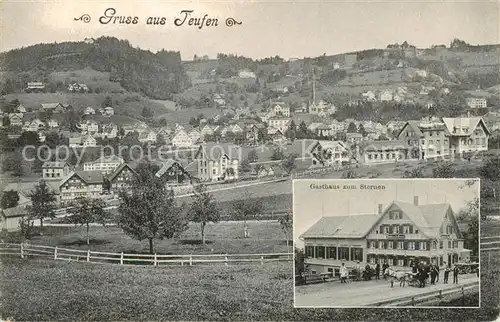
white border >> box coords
[292,178,481,309]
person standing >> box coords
[430,265,437,285]
[382,262,389,280]
[375,263,380,280]
[443,263,450,284]
[453,264,459,284]
[435,264,440,283]
[340,263,348,283]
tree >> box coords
[347,122,358,133]
[432,163,455,178]
[26,180,57,230]
[1,190,19,209]
[239,158,252,173]
[232,191,264,237]
[142,106,154,118]
[67,198,111,245]
[358,124,367,137]
[102,96,113,107]
[247,149,258,162]
[285,120,297,141]
[295,247,305,275]
[271,148,285,160]
[480,157,500,181]
[279,213,293,253]
[281,153,298,176]
[402,167,424,178]
[188,184,220,245]
[117,162,188,254]
[297,121,309,139]
[19,217,35,241]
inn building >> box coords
[300,196,470,275]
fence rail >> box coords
[0,243,293,267]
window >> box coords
[392,153,396,159]
[448,241,452,248]
[368,154,372,160]
[421,140,425,145]
[429,140,433,145]
[386,153,390,159]
[420,242,427,250]
[351,248,363,262]
[408,242,415,250]
[432,241,437,249]
[338,247,350,261]
[436,140,440,145]
[394,225,400,234]
[326,247,337,259]
[398,259,404,266]
[384,226,390,233]
[429,132,433,137]
[388,241,393,249]
[370,241,376,249]
[398,241,404,249]
[403,226,410,234]
[316,246,325,259]
[305,246,314,258]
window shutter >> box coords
[415,242,420,250]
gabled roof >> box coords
[89,155,124,164]
[2,205,29,218]
[195,143,242,160]
[301,214,380,239]
[155,159,187,178]
[60,170,104,187]
[361,140,409,152]
[41,103,62,109]
[42,161,69,168]
[442,117,491,136]
[107,163,137,182]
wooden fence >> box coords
[0,243,293,266]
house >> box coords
[379,90,393,102]
[238,69,256,79]
[105,163,137,195]
[42,161,71,180]
[386,120,407,133]
[8,113,23,127]
[84,106,96,115]
[78,120,99,135]
[188,129,202,143]
[267,128,287,143]
[442,117,490,154]
[481,111,500,132]
[22,119,45,132]
[301,196,469,272]
[155,159,191,184]
[69,135,97,148]
[420,86,436,96]
[309,100,328,115]
[271,102,290,117]
[40,103,65,113]
[295,103,308,114]
[15,104,27,113]
[361,140,410,164]
[346,132,363,145]
[138,130,157,144]
[59,171,105,203]
[362,91,376,101]
[68,83,89,92]
[398,120,450,159]
[38,131,46,143]
[100,123,118,139]
[416,70,428,78]
[466,97,487,109]
[213,94,226,107]
[1,205,31,232]
[310,140,350,166]
[47,119,59,128]
[172,129,194,148]
[194,143,240,181]
[316,124,334,138]
[26,82,45,90]
[84,155,125,174]
[268,116,291,133]
[200,124,215,137]
[103,106,115,116]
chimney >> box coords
[378,204,383,214]
[413,196,419,206]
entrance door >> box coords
[448,254,452,267]
[421,152,425,159]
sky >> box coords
[293,179,480,247]
[1,0,499,60]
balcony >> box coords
[366,248,446,257]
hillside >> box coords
[0,37,191,100]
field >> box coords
[1,251,498,321]
[2,221,289,255]
[49,68,124,92]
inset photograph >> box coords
[294,179,480,308]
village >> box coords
[0,75,495,231]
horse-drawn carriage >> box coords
[404,272,421,287]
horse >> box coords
[384,268,407,287]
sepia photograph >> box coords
[0,0,499,320]
[293,178,480,308]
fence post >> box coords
[189,255,193,266]
[261,255,264,265]
[411,297,415,306]
[20,243,24,259]
[461,286,465,306]
[225,255,228,266]
[154,253,157,266]
[120,252,124,265]
[439,290,442,299]
[54,246,58,260]
[87,250,90,262]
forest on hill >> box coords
[0,37,191,100]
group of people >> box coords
[339,260,467,286]
[411,261,460,287]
